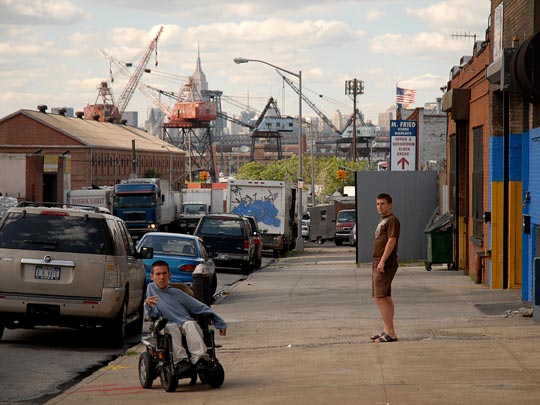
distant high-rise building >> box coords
[51,107,74,117]
[333,110,343,132]
[191,46,208,95]
[122,111,138,127]
[145,108,165,137]
[378,110,393,133]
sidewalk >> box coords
[48,245,540,404]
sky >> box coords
[0,0,491,127]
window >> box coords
[472,126,483,244]
[0,212,114,255]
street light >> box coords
[234,57,304,252]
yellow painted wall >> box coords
[508,181,522,288]
[491,182,503,289]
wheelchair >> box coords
[138,315,225,392]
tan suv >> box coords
[0,203,152,346]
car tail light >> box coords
[40,210,69,216]
[180,264,197,273]
[104,261,121,287]
[254,237,261,246]
[244,239,251,249]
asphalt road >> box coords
[0,262,267,404]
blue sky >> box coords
[0,0,490,126]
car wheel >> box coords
[240,261,251,275]
[0,320,4,341]
[255,257,262,270]
[129,293,145,336]
[109,300,127,347]
[335,239,343,246]
[139,352,155,389]
[160,364,179,392]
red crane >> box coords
[84,26,164,122]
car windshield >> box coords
[140,236,196,256]
[114,193,156,208]
[0,211,114,254]
[199,218,244,237]
[337,211,356,222]
[182,203,206,214]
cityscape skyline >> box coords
[0,0,489,126]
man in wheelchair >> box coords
[144,260,227,377]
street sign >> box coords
[390,120,417,171]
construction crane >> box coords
[101,50,173,118]
[115,26,163,117]
[278,72,372,159]
[85,26,164,122]
[278,72,361,135]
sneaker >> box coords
[195,358,209,373]
[175,359,191,374]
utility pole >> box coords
[345,79,364,161]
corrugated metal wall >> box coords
[355,171,438,263]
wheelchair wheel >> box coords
[207,361,225,388]
[160,365,179,392]
[138,352,155,389]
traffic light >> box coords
[199,171,209,181]
[336,169,347,180]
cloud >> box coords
[366,10,387,22]
[406,1,489,34]
[0,0,89,25]
[369,32,468,55]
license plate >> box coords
[217,253,229,260]
[35,265,61,280]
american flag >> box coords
[396,86,416,105]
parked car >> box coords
[194,213,256,274]
[349,223,357,246]
[0,202,152,346]
[335,209,356,246]
[136,232,217,295]
[301,219,310,239]
[245,215,263,269]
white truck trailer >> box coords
[68,187,114,213]
[226,179,296,257]
[178,188,224,234]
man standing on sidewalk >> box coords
[370,193,400,343]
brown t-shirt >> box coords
[373,213,400,264]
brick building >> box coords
[0,109,185,202]
[443,0,540,301]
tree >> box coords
[233,155,369,202]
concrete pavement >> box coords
[48,245,540,404]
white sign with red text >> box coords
[390,120,417,171]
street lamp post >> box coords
[234,57,304,252]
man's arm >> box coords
[376,236,397,273]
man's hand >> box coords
[218,328,227,336]
[376,260,385,273]
[145,295,158,306]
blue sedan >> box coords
[136,232,217,294]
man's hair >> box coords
[150,260,170,274]
[377,193,392,204]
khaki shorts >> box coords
[372,261,398,298]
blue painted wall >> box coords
[527,128,540,301]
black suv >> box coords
[194,213,256,273]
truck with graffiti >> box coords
[226,179,296,257]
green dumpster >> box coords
[424,210,454,271]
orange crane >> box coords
[84,26,164,122]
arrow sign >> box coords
[390,120,417,171]
[397,157,409,170]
